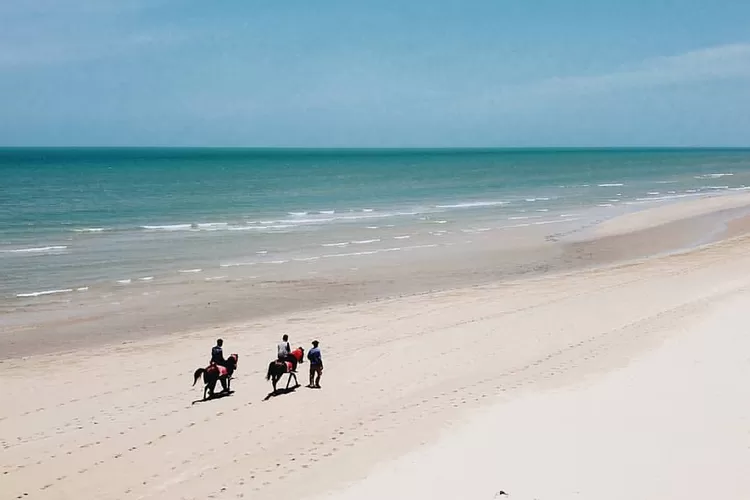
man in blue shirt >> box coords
[307,340,323,388]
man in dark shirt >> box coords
[307,340,323,388]
[211,338,226,367]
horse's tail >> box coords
[193,368,205,386]
[266,361,274,381]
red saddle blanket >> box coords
[208,364,229,377]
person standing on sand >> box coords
[211,338,226,367]
[307,340,323,388]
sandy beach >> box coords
[2,194,750,500]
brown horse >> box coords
[266,348,304,394]
[193,354,238,400]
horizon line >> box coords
[2,146,750,151]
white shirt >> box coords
[277,341,290,359]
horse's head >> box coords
[227,353,239,369]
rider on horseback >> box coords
[212,338,226,367]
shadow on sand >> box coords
[263,384,300,401]
[192,390,234,405]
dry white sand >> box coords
[2,195,750,500]
[315,294,750,500]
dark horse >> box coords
[266,350,304,394]
[193,354,238,400]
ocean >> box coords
[2,148,750,301]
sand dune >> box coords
[2,197,750,499]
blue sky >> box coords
[2,1,750,147]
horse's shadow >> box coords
[263,385,300,401]
[192,389,234,405]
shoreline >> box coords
[2,194,750,499]
[3,193,750,359]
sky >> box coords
[1,0,750,147]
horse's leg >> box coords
[293,372,299,388]
[220,377,228,393]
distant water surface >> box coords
[2,148,750,299]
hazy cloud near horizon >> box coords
[2,1,749,147]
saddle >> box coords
[208,363,229,377]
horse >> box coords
[266,349,304,394]
[193,354,238,400]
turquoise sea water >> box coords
[2,148,750,299]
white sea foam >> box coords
[76,287,89,292]
[16,288,73,298]
[256,250,268,255]
[220,262,256,268]
[434,220,448,224]
[197,222,229,230]
[139,276,154,281]
[533,218,580,226]
[117,279,132,284]
[700,186,729,190]
[73,227,109,233]
[366,226,379,229]
[205,276,228,281]
[647,192,661,195]
[559,214,579,218]
[434,201,508,209]
[536,209,549,212]
[320,243,439,260]
[268,260,288,264]
[319,210,335,215]
[322,242,349,247]
[293,256,320,262]
[598,203,615,207]
[598,183,624,187]
[179,269,202,273]
[141,224,193,231]
[393,235,411,240]
[362,208,374,212]
[352,239,380,244]
[405,244,439,250]
[695,173,733,179]
[288,212,308,216]
[3,245,68,254]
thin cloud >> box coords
[0,29,188,69]
[530,43,750,95]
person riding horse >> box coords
[212,338,226,367]
[266,346,305,393]
[280,346,304,372]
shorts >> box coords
[309,363,323,374]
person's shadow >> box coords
[192,390,234,405]
[263,385,299,401]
